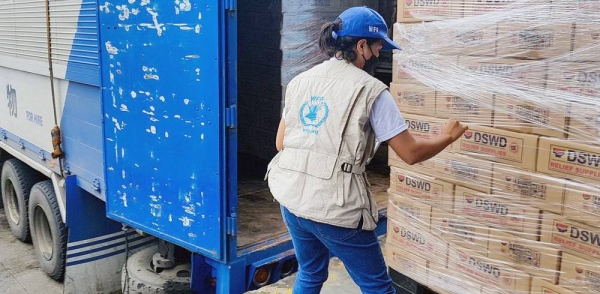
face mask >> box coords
[361,44,379,75]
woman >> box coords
[267,6,467,294]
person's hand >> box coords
[442,118,468,142]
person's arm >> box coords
[388,118,467,165]
[275,118,285,152]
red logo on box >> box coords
[505,176,512,181]
[553,148,565,158]
[510,143,519,153]
[397,175,406,182]
[576,267,584,274]
[556,223,568,233]
[459,252,468,262]
[583,194,592,200]
[406,0,413,6]
[466,195,474,203]
[464,131,473,139]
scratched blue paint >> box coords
[99,0,224,260]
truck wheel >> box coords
[28,180,67,281]
[121,247,191,294]
[1,159,37,242]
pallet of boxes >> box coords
[385,0,600,293]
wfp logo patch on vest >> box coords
[299,96,329,135]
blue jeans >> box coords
[281,206,395,294]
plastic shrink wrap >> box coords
[386,0,600,293]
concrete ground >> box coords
[0,208,63,294]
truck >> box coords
[0,1,393,293]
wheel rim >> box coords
[5,179,20,225]
[34,205,53,261]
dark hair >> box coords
[319,18,380,62]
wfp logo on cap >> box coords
[369,26,380,33]
[299,96,329,135]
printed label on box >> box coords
[537,137,600,184]
[434,152,493,193]
[390,167,454,205]
[560,252,600,293]
[564,184,600,227]
[542,217,600,261]
[387,192,433,229]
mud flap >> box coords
[64,176,156,294]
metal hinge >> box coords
[224,0,236,11]
[225,105,237,129]
[226,213,237,236]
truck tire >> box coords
[1,159,37,242]
[28,180,67,281]
[121,247,191,294]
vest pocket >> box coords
[277,148,337,180]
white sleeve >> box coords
[369,90,408,142]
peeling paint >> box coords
[169,215,173,222]
[195,25,201,34]
[163,115,169,119]
[183,204,196,216]
[165,131,169,137]
[142,110,155,116]
[177,0,192,12]
[150,126,157,134]
[105,41,119,54]
[119,87,124,96]
[121,148,126,158]
[134,163,140,167]
[144,74,160,80]
[112,118,122,130]
[184,192,192,203]
[150,204,162,217]
[198,12,202,19]
[120,104,129,112]
[117,5,131,21]
[150,195,158,201]
[183,99,190,105]
[179,216,193,227]
[132,8,140,15]
[150,117,159,122]
[159,96,166,102]
[107,138,114,142]
[100,2,112,13]
[200,133,204,140]
[141,0,150,5]
[185,55,199,59]
[179,26,193,31]
[128,0,136,3]
[122,170,126,179]
[195,68,201,75]
[109,71,115,83]
[150,106,155,111]
[121,193,128,207]
[130,91,137,98]
[174,115,181,119]
[146,8,164,36]
[189,233,197,238]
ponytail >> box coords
[318,18,380,62]
[318,18,343,57]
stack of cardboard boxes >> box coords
[385,0,600,293]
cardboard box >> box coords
[389,166,454,207]
[428,261,483,294]
[387,192,433,230]
[403,113,447,142]
[463,0,551,17]
[530,278,578,294]
[389,83,436,116]
[564,183,600,227]
[546,62,600,99]
[388,145,437,171]
[567,103,600,143]
[571,22,600,62]
[448,246,532,293]
[496,22,573,60]
[392,53,437,85]
[397,0,462,23]
[386,243,429,285]
[494,94,569,138]
[488,229,561,284]
[454,186,542,241]
[452,125,539,171]
[434,152,493,193]
[435,92,493,126]
[458,56,548,89]
[431,208,490,251]
[492,163,566,215]
[387,218,449,265]
[541,212,600,261]
[537,137,600,185]
[560,252,600,294]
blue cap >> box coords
[335,7,401,51]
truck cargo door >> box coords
[99,1,228,260]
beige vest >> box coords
[267,59,387,230]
